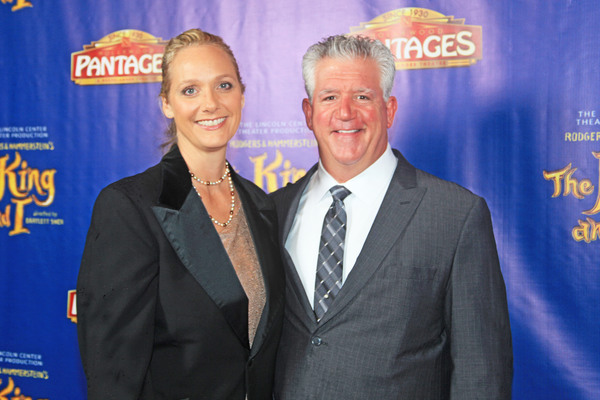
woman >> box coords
[77,29,284,400]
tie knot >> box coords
[329,185,351,202]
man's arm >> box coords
[446,196,513,399]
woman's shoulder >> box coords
[97,162,163,207]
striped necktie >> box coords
[314,185,351,321]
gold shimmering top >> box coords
[218,200,266,347]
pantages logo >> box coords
[350,8,482,70]
[67,290,77,323]
[71,30,168,85]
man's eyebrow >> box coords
[315,88,377,97]
[316,88,339,96]
[354,87,376,95]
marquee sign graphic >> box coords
[350,7,482,70]
[67,290,77,323]
[71,30,168,85]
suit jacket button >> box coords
[311,336,322,346]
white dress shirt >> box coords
[285,144,398,308]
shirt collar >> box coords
[314,144,397,203]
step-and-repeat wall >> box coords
[1,1,599,399]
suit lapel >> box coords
[151,147,250,348]
[279,166,317,246]
[277,167,321,325]
[318,150,426,326]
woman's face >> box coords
[162,44,244,157]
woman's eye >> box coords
[182,87,197,96]
[219,82,233,90]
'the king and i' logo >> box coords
[544,152,600,243]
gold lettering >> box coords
[579,179,594,196]
[249,151,283,193]
[572,217,600,243]
[0,153,57,234]
[5,0,33,12]
[572,220,588,242]
[249,151,307,192]
[0,152,21,200]
[17,160,28,191]
[0,376,34,400]
[563,168,584,199]
[0,205,10,228]
[583,151,600,215]
[0,377,14,400]
[10,197,32,236]
[32,169,56,206]
[543,164,571,197]
[279,159,306,188]
[543,163,594,199]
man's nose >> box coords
[336,96,354,120]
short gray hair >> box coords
[302,35,396,102]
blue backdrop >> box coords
[1,1,599,398]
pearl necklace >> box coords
[190,164,235,227]
[189,162,230,185]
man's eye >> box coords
[182,87,197,96]
[357,95,369,100]
[323,95,336,101]
[219,82,233,90]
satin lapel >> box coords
[276,166,319,325]
[234,175,284,356]
[152,147,249,349]
[318,151,426,326]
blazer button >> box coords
[311,336,322,346]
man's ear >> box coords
[302,98,313,131]
[161,96,174,119]
[386,96,398,129]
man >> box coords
[272,35,513,399]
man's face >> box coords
[303,56,397,182]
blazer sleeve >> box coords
[77,185,159,400]
[446,197,513,399]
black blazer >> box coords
[77,146,284,400]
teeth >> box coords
[197,117,226,126]
[337,129,359,133]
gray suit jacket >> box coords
[271,149,512,399]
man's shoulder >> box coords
[410,167,486,215]
[392,148,483,204]
[270,165,315,204]
[416,167,478,195]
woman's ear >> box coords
[161,95,174,119]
